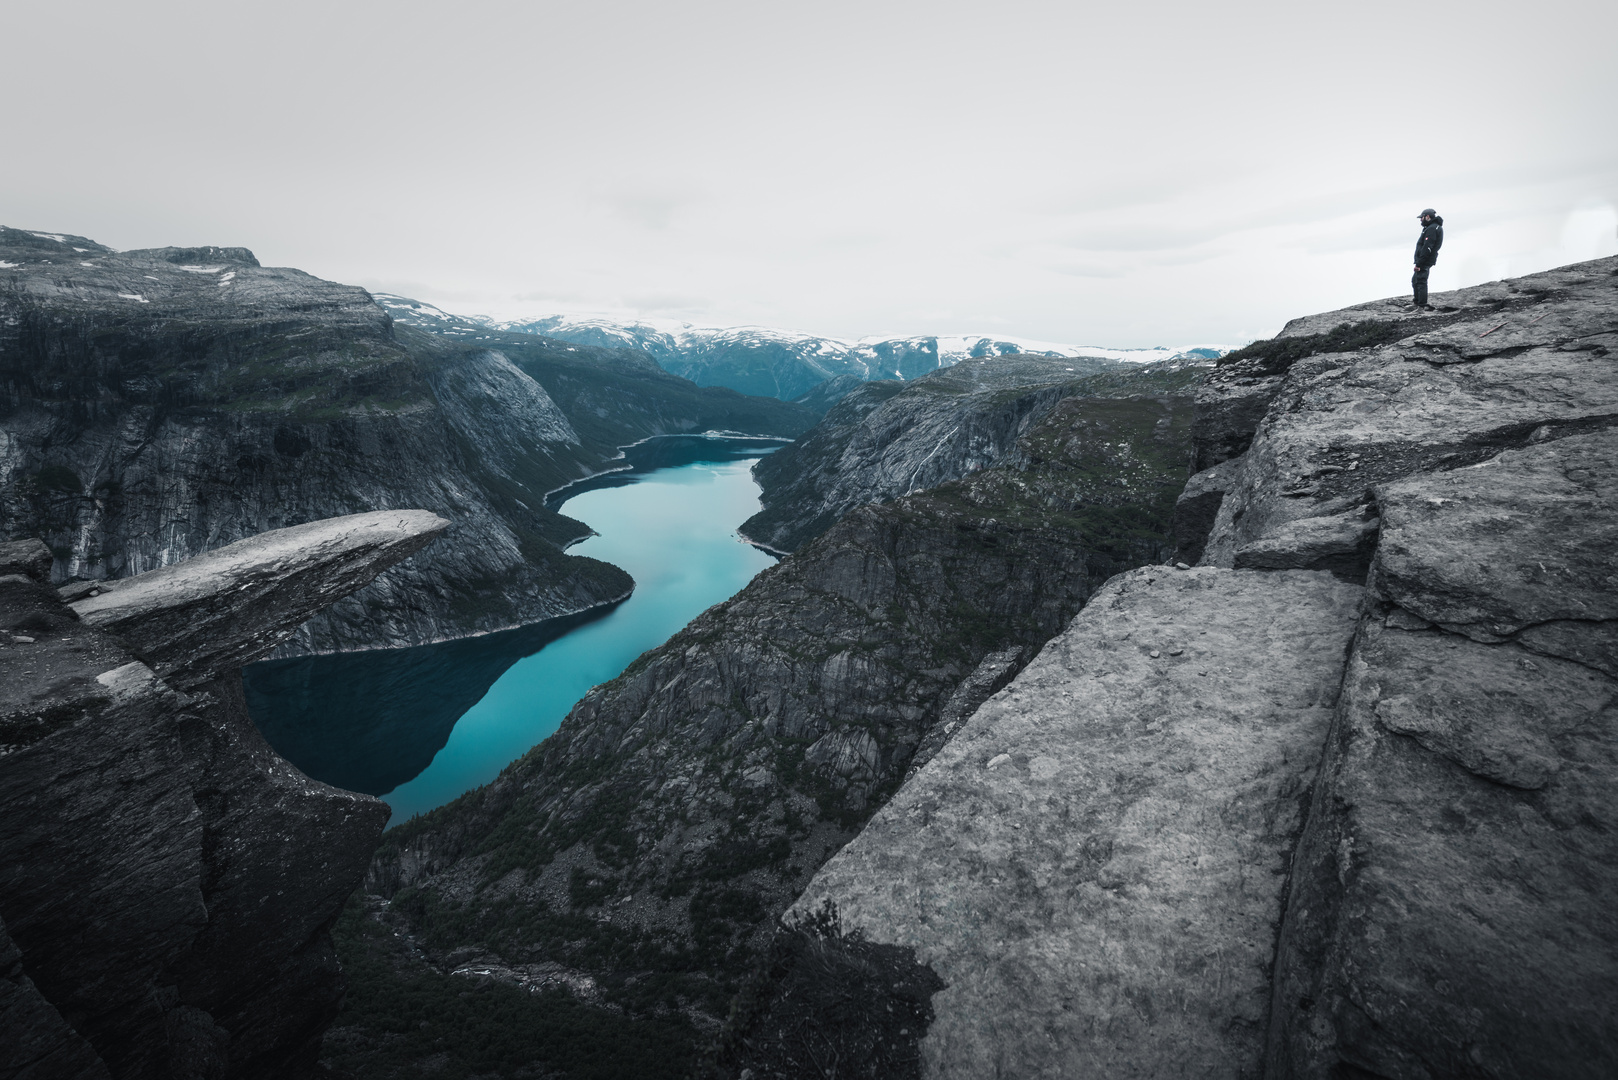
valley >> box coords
[329,357,1206,1073]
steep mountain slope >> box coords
[792,256,1618,1079]
[0,228,810,654]
[788,372,865,416]
[327,362,1203,1076]
[742,355,1210,553]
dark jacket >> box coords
[1414,216,1444,268]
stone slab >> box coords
[797,566,1363,1079]
[70,510,447,686]
[1267,620,1618,1079]
[1233,508,1380,581]
[1371,428,1618,641]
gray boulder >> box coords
[0,539,52,582]
[1171,456,1243,564]
[1370,428,1617,643]
[1267,617,1617,1079]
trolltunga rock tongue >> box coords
[69,510,448,687]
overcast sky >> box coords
[7,0,1616,347]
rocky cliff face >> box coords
[0,512,444,1079]
[326,362,1202,1075]
[0,228,811,655]
[742,355,1202,553]
[793,257,1618,1078]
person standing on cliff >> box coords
[1412,208,1444,310]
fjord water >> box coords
[244,437,781,824]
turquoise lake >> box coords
[244,436,781,826]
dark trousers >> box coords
[1412,267,1431,306]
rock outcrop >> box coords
[1266,427,1617,1079]
[0,227,810,655]
[791,257,1618,1078]
[68,510,446,688]
[742,356,1200,553]
[0,512,444,1079]
[799,566,1363,1077]
[328,362,1202,1073]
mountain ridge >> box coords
[742,354,1213,553]
[374,293,1227,402]
[0,227,812,656]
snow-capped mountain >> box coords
[372,294,498,338]
[372,295,1227,402]
[500,315,1226,401]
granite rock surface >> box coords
[69,509,447,687]
[1265,427,1618,1079]
[798,567,1362,1078]
[790,258,1618,1079]
[1193,258,1617,571]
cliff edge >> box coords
[1,511,445,1079]
[794,257,1618,1078]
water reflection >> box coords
[243,604,618,797]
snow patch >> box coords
[176,265,226,273]
[117,293,150,303]
[0,261,17,270]
[30,232,66,243]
